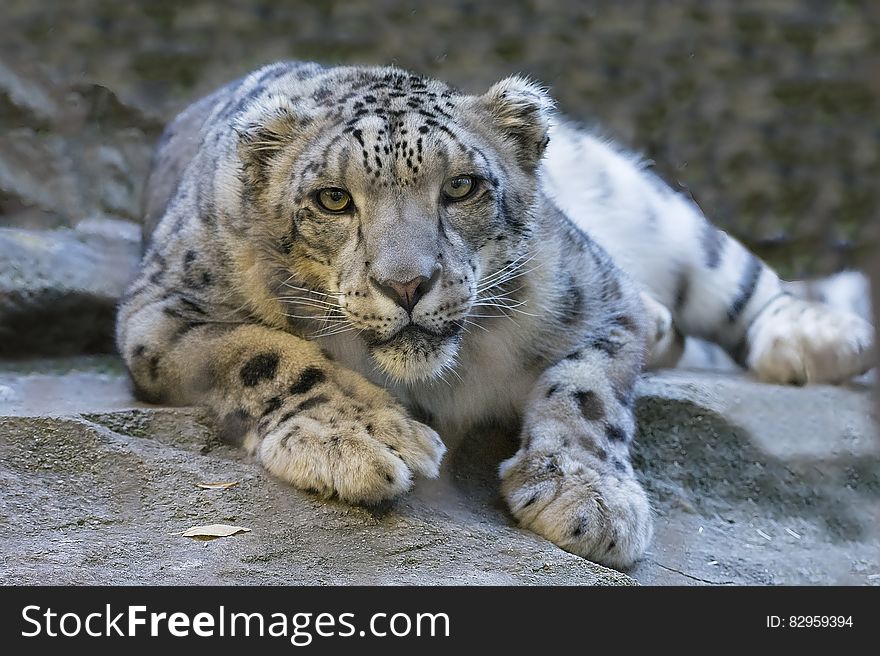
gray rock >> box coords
[0,359,876,585]
[0,222,141,356]
[0,59,160,230]
[630,370,880,585]
[0,358,632,586]
[0,59,59,129]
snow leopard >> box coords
[116,61,874,569]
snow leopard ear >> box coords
[235,95,311,189]
[477,76,554,171]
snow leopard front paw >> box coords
[499,448,652,570]
[258,387,445,504]
[746,295,874,385]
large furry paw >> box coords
[258,393,445,505]
[746,295,875,384]
[499,449,652,570]
[641,292,684,369]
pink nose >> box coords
[375,275,432,313]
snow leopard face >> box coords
[238,67,551,382]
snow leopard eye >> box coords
[316,188,353,213]
[441,175,476,201]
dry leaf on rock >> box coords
[195,481,239,490]
[176,524,251,541]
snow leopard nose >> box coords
[372,270,439,313]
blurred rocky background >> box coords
[2,0,878,272]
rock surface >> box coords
[0,58,160,230]
[2,0,878,276]
[0,220,141,356]
[1,358,876,585]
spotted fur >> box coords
[117,61,874,570]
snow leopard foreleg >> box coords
[499,311,652,569]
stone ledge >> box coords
[0,360,877,585]
[0,221,141,356]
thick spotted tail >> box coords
[631,209,874,384]
[543,121,874,384]
[657,271,875,382]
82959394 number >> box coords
[766,616,853,628]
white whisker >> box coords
[477,261,544,293]
[279,282,343,298]
[310,324,358,338]
[275,297,344,310]
[275,296,343,310]
[480,250,535,280]
[474,298,529,309]
[472,297,539,316]
[461,318,489,333]
[282,312,347,322]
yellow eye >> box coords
[317,188,353,213]
[441,175,476,201]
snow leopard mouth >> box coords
[366,321,465,382]
[366,321,463,349]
